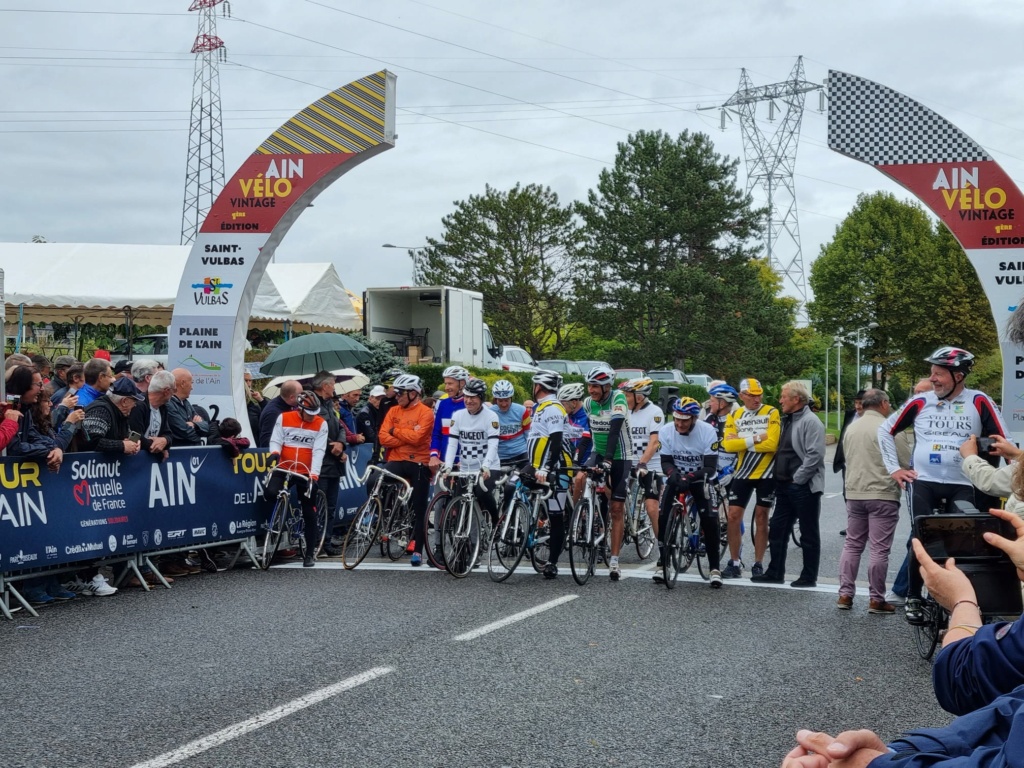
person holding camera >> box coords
[960,433,1023,517]
[0,395,23,450]
[6,365,64,472]
[877,346,1008,624]
[779,508,1024,768]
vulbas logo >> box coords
[191,277,232,306]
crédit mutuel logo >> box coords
[191,277,232,306]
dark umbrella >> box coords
[259,333,372,377]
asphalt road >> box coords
[2,448,947,768]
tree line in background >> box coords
[412,130,1001,405]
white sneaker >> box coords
[710,569,723,589]
[89,574,117,596]
[885,590,906,607]
[609,562,621,581]
[63,578,91,595]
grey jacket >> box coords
[784,405,826,493]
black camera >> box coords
[977,436,995,454]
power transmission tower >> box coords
[714,56,822,313]
[180,0,229,245]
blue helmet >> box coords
[707,383,739,403]
[671,396,701,418]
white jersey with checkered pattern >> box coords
[628,400,664,460]
[444,406,500,472]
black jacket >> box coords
[318,402,346,479]
[258,395,293,448]
[166,395,211,446]
[81,396,131,453]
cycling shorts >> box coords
[609,459,632,502]
[728,477,775,509]
[639,470,663,501]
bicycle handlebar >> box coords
[359,464,413,504]
[438,468,492,492]
[264,463,317,497]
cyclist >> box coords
[489,378,531,468]
[526,369,569,579]
[443,378,501,525]
[706,383,740,474]
[720,378,780,579]
[559,382,592,466]
[266,391,329,568]
[621,378,665,552]
[655,396,722,587]
[379,373,435,566]
[575,364,633,581]
[878,346,1008,623]
[429,365,470,472]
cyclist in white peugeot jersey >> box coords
[443,378,500,526]
[620,378,665,552]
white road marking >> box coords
[452,594,578,641]
[825,493,842,499]
[127,667,393,768]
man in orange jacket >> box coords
[378,374,434,566]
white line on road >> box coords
[127,667,393,768]
[452,594,578,641]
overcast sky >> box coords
[3,0,1023,307]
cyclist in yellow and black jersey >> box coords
[720,378,780,579]
[525,369,571,579]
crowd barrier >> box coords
[0,443,372,618]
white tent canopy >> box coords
[0,242,359,330]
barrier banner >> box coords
[0,447,274,575]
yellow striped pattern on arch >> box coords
[256,70,387,155]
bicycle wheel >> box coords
[342,497,381,570]
[662,507,684,589]
[258,496,290,570]
[298,489,330,561]
[715,489,730,562]
[424,491,451,570]
[914,599,945,661]
[568,499,598,585]
[791,519,803,549]
[488,500,528,582]
[623,478,643,548]
[529,504,551,573]
[634,502,656,560]
[384,490,413,561]
[441,497,481,579]
[678,509,698,574]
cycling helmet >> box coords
[392,373,423,393]
[671,396,701,418]
[620,377,654,396]
[383,368,405,384]
[557,382,585,401]
[584,364,615,386]
[531,369,563,392]
[297,391,322,416]
[707,383,739,403]
[491,379,515,399]
[442,365,470,382]
[924,346,975,373]
[463,377,487,399]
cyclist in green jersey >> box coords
[573,364,633,581]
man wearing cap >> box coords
[357,385,387,454]
[79,376,145,456]
[113,359,133,379]
[720,377,781,579]
[48,355,78,405]
[166,368,212,446]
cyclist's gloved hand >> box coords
[441,463,453,474]
[600,459,613,475]
[637,462,648,476]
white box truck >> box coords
[362,286,501,369]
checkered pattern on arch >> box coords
[827,70,990,166]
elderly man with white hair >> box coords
[750,380,825,588]
[129,369,176,459]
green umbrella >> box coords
[259,333,371,376]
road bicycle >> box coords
[436,469,495,578]
[622,468,658,561]
[258,463,329,570]
[660,484,716,589]
[568,466,609,585]
[488,468,552,582]
[341,464,412,570]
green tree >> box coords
[414,183,586,358]
[808,192,997,389]
[575,129,799,381]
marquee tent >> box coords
[0,243,359,330]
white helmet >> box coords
[584,364,615,386]
[531,370,563,393]
[392,373,423,393]
[557,383,585,401]
[491,379,515,399]
[442,365,470,381]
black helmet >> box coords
[924,346,975,374]
[297,391,322,415]
[463,378,487,399]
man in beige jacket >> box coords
[837,389,910,613]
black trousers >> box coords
[765,481,821,582]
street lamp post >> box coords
[381,243,428,283]
[854,322,880,390]
[835,337,843,417]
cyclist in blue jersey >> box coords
[489,379,531,467]
[429,365,470,472]
[558,382,592,465]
